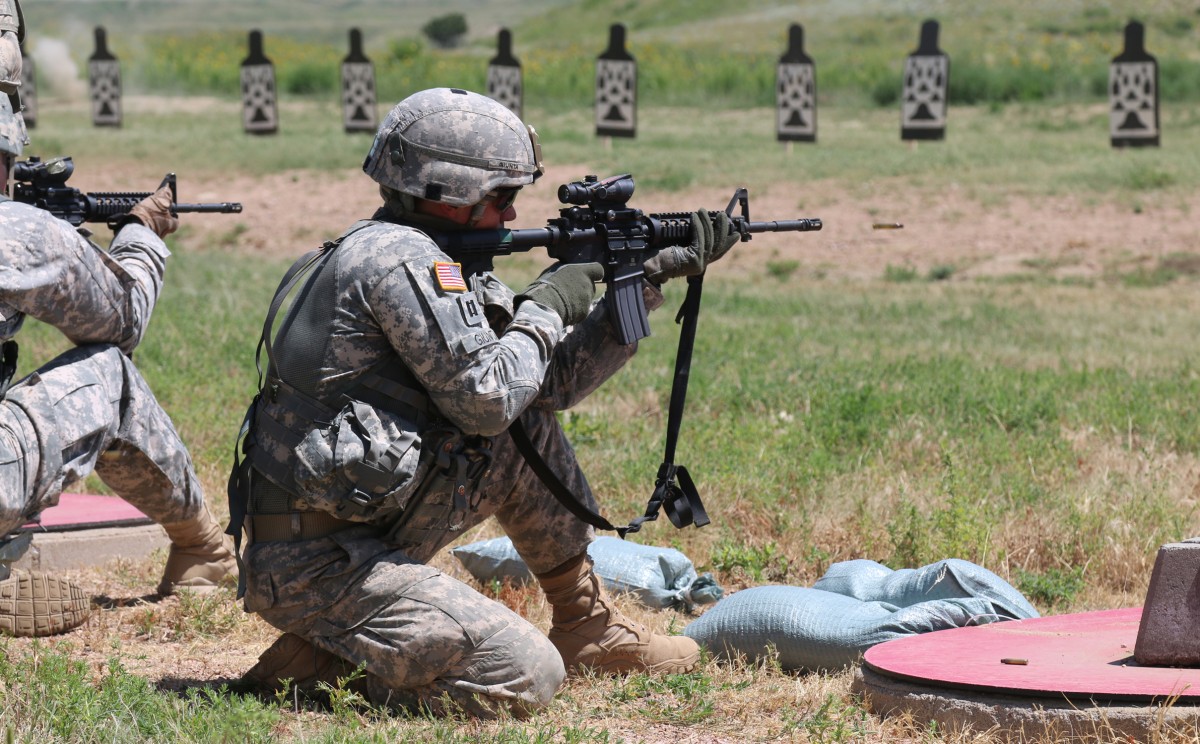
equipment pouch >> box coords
[291,399,426,521]
[384,431,494,557]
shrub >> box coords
[422,13,468,49]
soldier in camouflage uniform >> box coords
[233,87,736,716]
[0,5,236,636]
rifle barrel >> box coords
[174,202,243,214]
[744,218,822,233]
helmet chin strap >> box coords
[465,202,488,227]
[380,186,494,231]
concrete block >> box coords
[1134,541,1200,666]
[13,524,169,572]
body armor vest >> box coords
[242,221,444,521]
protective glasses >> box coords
[485,187,521,211]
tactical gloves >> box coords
[643,209,739,285]
[517,262,604,327]
[127,184,179,238]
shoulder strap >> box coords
[229,219,380,571]
[254,220,379,388]
[644,274,710,531]
[508,417,627,535]
[510,274,710,538]
[0,340,17,398]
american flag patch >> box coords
[433,262,468,292]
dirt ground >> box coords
[8,165,1200,730]
[175,163,1200,283]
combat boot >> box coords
[243,632,368,696]
[156,504,237,595]
[0,569,90,637]
[536,553,700,675]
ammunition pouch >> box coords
[384,428,494,553]
[249,374,429,522]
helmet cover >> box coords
[363,87,540,207]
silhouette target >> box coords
[595,24,636,138]
[901,20,948,141]
[488,28,523,118]
[88,27,121,128]
[341,28,376,133]
[776,23,816,143]
[1109,21,1158,148]
[241,30,278,135]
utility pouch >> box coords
[292,399,425,521]
[384,430,493,553]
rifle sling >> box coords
[511,273,710,538]
[509,416,626,536]
[645,273,710,531]
[0,340,17,399]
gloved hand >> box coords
[127,185,179,238]
[643,209,739,284]
[516,262,605,327]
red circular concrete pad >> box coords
[864,607,1200,702]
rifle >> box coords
[10,156,243,228]
[452,174,822,536]
[433,173,821,345]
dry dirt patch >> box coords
[160,165,1200,284]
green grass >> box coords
[0,643,282,742]
[10,2,1200,740]
[22,0,1200,109]
[27,94,1200,213]
[9,91,1200,740]
[20,249,1191,586]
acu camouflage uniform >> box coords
[0,1,229,637]
[0,201,206,572]
[235,204,664,715]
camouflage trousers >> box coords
[0,344,206,561]
[242,405,599,716]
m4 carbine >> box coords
[442,174,822,537]
[433,173,821,344]
[11,156,242,228]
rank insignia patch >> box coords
[434,262,468,292]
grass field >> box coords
[20,0,1200,109]
[5,1,1200,742]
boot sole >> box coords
[0,571,91,637]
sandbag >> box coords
[683,558,1037,672]
[450,535,723,611]
[812,558,1038,620]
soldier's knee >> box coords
[514,630,567,711]
[447,622,565,717]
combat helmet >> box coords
[0,92,26,157]
[363,87,542,207]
